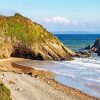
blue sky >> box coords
[0,0,100,32]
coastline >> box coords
[0,58,100,100]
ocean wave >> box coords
[16,57,100,98]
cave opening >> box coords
[11,49,44,60]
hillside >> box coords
[0,13,75,60]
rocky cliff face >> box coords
[0,13,75,60]
[76,38,100,57]
[90,38,100,56]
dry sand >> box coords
[0,58,100,100]
[0,72,75,100]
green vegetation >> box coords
[0,13,53,44]
[0,13,61,46]
[0,82,12,100]
[0,43,3,49]
[0,13,75,60]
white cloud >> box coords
[43,16,70,24]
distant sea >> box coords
[17,32,100,98]
[54,32,100,51]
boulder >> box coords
[91,38,100,53]
[85,45,91,50]
[92,38,100,48]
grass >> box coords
[0,13,58,45]
[0,82,12,100]
[0,14,42,44]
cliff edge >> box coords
[0,13,75,60]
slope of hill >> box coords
[0,13,75,60]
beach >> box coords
[0,58,99,100]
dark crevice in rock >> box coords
[10,42,35,59]
[34,53,44,60]
[11,49,44,60]
[10,43,44,60]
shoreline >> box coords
[0,58,100,100]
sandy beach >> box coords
[0,58,100,100]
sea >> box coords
[17,32,100,98]
[54,32,100,52]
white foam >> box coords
[16,57,100,98]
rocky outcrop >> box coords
[90,38,100,56]
[76,38,100,57]
[0,13,75,60]
[85,45,91,50]
[76,51,91,58]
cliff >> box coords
[0,13,75,60]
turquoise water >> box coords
[54,33,100,51]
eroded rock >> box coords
[76,38,100,57]
[0,13,75,60]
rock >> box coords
[76,51,91,58]
[15,88,23,92]
[34,75,38,78]
[85,45,91,50]
[92,38,100,49]
[90,38,100,56]
[77,38,100,57]
[28,72,33,77]
[0,13,75,60]
[91,38,100,52]
[2,73,4,76]
[98,51,100,56]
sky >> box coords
[0,0,100,32]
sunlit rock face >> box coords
[0,13,75,60]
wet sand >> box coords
[0,58,100,100]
